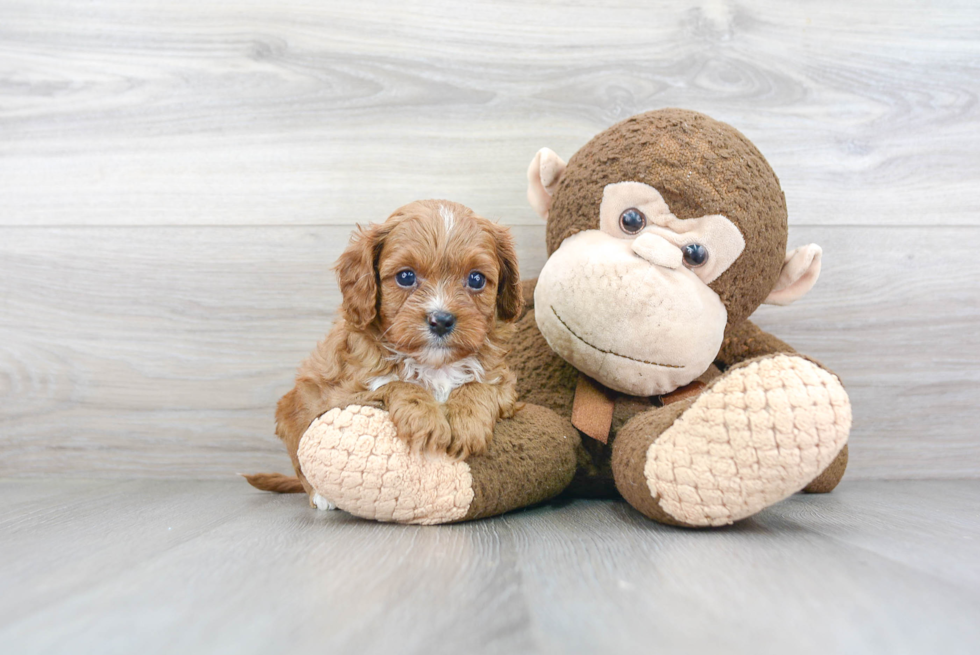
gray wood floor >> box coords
[1,479,978,655]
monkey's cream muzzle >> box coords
[535,229,728,396]
[534,180,752,396]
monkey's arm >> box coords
[717,318,842,379]
[716,319,796,367]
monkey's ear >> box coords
[527,147,567,220]
[764,244,822,306]
[334,222,390,329]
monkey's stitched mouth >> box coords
[549,306,683,369]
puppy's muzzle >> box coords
[427,311,456,337]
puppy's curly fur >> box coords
[245,200,523,501]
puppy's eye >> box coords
[682,244,708,268]
[395,269,417,287]
[466,271,486,290]
[619,208,646,234]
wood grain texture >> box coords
[0,0,978,227]
[0,479,978,655]
[1,224,977,479]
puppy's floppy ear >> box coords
[490,223,523,322]
[334,222,390,329]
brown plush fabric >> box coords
[463,404,579,521]
[803,445,849,493]
[717,318,797,365]
[520,277,537,317]
[610,398,697,527]
[511,309,578,418]
[508,309,618,498]
[719,320,848,396]
[565,436,619,498]
[546,108,788,329]
[611,393,657,432]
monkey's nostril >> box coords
[427,311,456,337]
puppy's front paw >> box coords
[311,492,338,511]
[445,406,494,460]
[388,400,453,456]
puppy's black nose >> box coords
[427,311,456,337]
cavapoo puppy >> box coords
[245,199,523,501]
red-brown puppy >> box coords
[245,200,523,502]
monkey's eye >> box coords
[619,208,646,234]
[682,244,708,268]
[395,269,417,287]
[467,271,486,290]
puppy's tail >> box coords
[241,472,305,494]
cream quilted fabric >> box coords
[645,355,851,526]
[298,405,474,525]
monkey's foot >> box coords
[645,355,851,527]
[297,405,474,525]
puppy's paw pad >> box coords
[646,355,851,527]
[312,492,337,511]
[298,405,474,525]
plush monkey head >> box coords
[527,109,822,396]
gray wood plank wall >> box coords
[1,0,978,479]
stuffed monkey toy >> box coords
[294,109,850,527]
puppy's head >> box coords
[335,200,522,365]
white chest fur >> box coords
[367,355,484,403]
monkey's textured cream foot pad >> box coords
[646,355,851,527]
[298,405,474,525]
